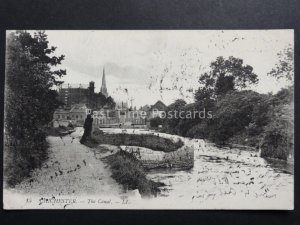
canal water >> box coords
[145,136,294,209]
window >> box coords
[62,115,65,119]
[57,115,60,119]
[76,115,78,118]
[81,115,83,118]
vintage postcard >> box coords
[3,30,294,209]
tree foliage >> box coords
[197,56,258,99]
[209,90,269,144]
[106,96,116,109]
[268,45,294,82]
[260,103,294,160]
[162,99,186,134]
[4,30,66,186]
[90,92,116,110]
[162,55,293,160]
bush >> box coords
[260,104,294,160]
[185,122,208,139]
[260,129,290,160]
[4,134,48,187]
[105,151,164,197]
[150,117,163,128]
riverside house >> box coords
[53,104,91,126]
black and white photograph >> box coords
[3,30,294,209]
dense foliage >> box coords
[149,116,163,128]
[89,92,116,110]
[4,31,66,186]
[160,54,294,160]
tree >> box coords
[210,90,265,144]
[197,56,258,99]
[263,44,294,159]
[176,103,201,137]
[4,30,66,186]
[106,96,116,109]
[194,87,215,109]
[215,75,235,96]
[194,57,259,139]
[162,99,186,134]
[95,92,107,108]
[268,45,294,82]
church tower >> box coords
[100,67,108,97]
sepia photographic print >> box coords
[3,30,294,209]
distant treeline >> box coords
[151,55,294,160]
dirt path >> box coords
[9,128,124,197]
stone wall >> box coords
[120,145,194,169]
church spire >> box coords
[100,67,108,97]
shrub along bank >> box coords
[103,151,164,197]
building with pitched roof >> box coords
[53,104,91,126]
[149,100,167,118]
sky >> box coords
[41,30,293,107]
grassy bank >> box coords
[103,151,164,197]
[84,136,166,197]
[92,129,184,152]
